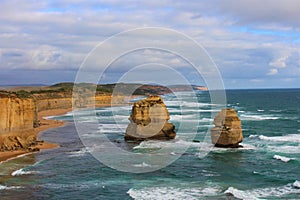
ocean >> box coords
[0,89,299,200]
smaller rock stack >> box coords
[210,108,243,148]
[125,96,176,141]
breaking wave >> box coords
[224,181,300,200]
[273,155,294,163]
[249,134,300,143]
[127,186,221,200]
[240,114,279,121]
[11,168,33,176]
[0,185,23,190]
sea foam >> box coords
[293,180,300,189]
[127,186,220,200]
[267,145,300,154]
[11,168,33,176]
[132,162,152,168]
[224,181,300,199]
[0,185,22,190]
[240,114,279,121]
[249,134,300,143]
[273,155,294,163]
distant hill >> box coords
[2,82,207,97]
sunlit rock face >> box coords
[211,108,243,148]
[125,96,176,141]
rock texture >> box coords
[0,133,40,152]
[0,93,37,133]
[125,96,176,141]
[210,108,243,148]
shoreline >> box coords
[0,103,131,164]
[0,108,72,163]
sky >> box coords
[0,0,299,89]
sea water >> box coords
[0,89,299,199]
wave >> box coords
[240,114,279,121]
[168,109,220,114]
[0,185,23,190]
[170,114,197,121]
[273,155,294,163]
[267,145,300,154]
[249,134,300,143]
[269,109,283,113]
[67,148,90,157]
[132,162,152,168]
[127,186,221,200]
[182,102,218,108]
[133,140,256,154]
[293,180,300,189]
[11,168,33,176]
[164,101,218,108]
[224,181,300,199]
[257,109,264,112]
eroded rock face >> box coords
[125,96,176,141]
[0,94,36,133]
[210,108,243,148]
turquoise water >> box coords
[0,89,299,199]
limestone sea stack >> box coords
[210,108,243,148]
[125,96,176,141]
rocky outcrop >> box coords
[210,108,243,148]
[0,133,40,152]
[125,96,176,141]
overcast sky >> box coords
[0,0,299,89]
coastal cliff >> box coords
[0,92,37,133]
[0,82,205,153]
[0,92,38,151]
[0,91,114,152]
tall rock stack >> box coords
[210,108,243,148]
[125,96,176,141]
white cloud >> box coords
[269,55,289,68]
[267,68,278,75]
[0,0,299,88]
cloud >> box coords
[0,0,299,88]
[208,0,300,28]
[267,68,278,75]
[269,55,288,68]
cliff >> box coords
[0,90,115,152]
[0,92,39,151]
[125,96,176,141]
[0,92,37,133]
[210,108,243,148]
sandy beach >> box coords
[0,108,72,163]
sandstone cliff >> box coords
[0,91,115,152]
[210,108,243,148]
[0,92,39,151]
[125,96,176,141]
[0,92,37,133]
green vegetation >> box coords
[15,90,32,98]
[0,82,205,99]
